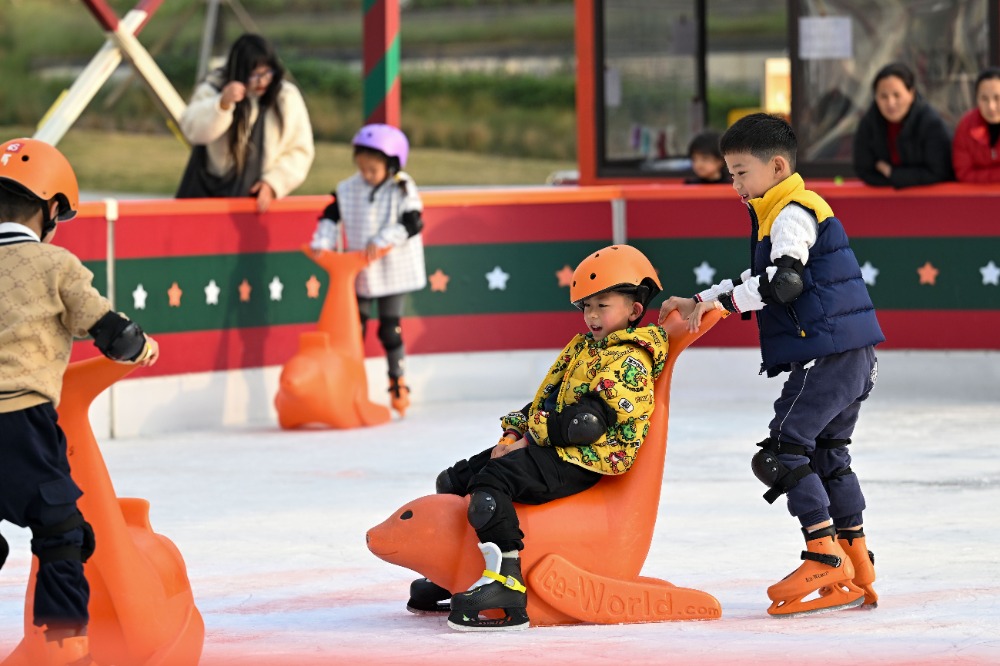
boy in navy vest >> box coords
[658,113,883,617]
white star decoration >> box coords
[269,276,284,301]
[980,260,1000,286]
[693,261,716,285]
[485,266,510,290]
[860,261,879,286]
[132,284,148,310]
[204,279,221,305]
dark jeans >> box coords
[0,403,89,627]
[444,444,602,551]
[768,346,877,529]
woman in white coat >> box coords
[177,33,314,212]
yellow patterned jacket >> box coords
[500,324,667,475]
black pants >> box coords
[444,445,602,551]
[0,403,89,627]
[358,294,406,379]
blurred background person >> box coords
[852,62,953,188]
[952,67,1000,183]
[683,130,730,184]
[176,33,314,212]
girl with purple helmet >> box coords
[310,124,426,415]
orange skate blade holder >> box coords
[274,246,392,429]
[1,356,204,666]
[366,310,724,626]
[768,543,865,617]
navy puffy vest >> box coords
[752,206,884,375]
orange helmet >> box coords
[0,138,79,222]
[570,244,662,312]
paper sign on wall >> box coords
[799,16,852,60]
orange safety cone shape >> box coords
[274,247,392,429]
[1,357,204,666]
[366,310,724,626]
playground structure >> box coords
[366,309,724,626]
[0,358,203,666]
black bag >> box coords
[175,109,266,199]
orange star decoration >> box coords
[556,265,574,287]
[305,275,322,298]
[917,261,939,285]
[167,282,183,307]
[238,279,252,302]
[428,268,450,292]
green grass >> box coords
[0,125,575,194]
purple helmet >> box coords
[352,123,409,169]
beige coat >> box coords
[179,78,315,199]
[0,223,111,411]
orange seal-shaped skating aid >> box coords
[274,247,392,429]
[366,310,724,626]
[1,357,204,666]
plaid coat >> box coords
[337,171,427,298]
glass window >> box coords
[793,0,996,174]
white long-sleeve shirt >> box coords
[696,204,818,312]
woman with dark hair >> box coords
[852,62,953,188]
[177,34,314,212]
[952,67,1000,183]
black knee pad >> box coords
[377,317,403,351]
[0,530,8,570]
[467,490,498,529]
[30,511,95,564]
[752,437,812,504]
[435,469,458,494]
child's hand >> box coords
[366,242,390,262]
[657,296,697,324]
[135,337,159,367]
[491,434,527,459]
[685,300,722,332]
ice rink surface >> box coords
[2,348,999,665]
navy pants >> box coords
[0,403,90,628]
[768,346,877,529]
[444,444,602,551]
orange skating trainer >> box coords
[767,525,865,617]
[835,527,878,607]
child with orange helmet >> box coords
[405,244,666,631]
[0,138,159,665]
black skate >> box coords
[447,542,529,632]
[406,577,451,614]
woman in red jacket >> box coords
[953,67,1000,183]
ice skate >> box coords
[447,542,529,631]
[388,376,410,416]
[767,525,865,617]
[406,577,451,614]
[834,527,878,608]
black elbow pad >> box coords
[318,196,340,223]
[401,209,424,237]
[548,393,617,447]
[759,256,804,305]
[88,311,147,362]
